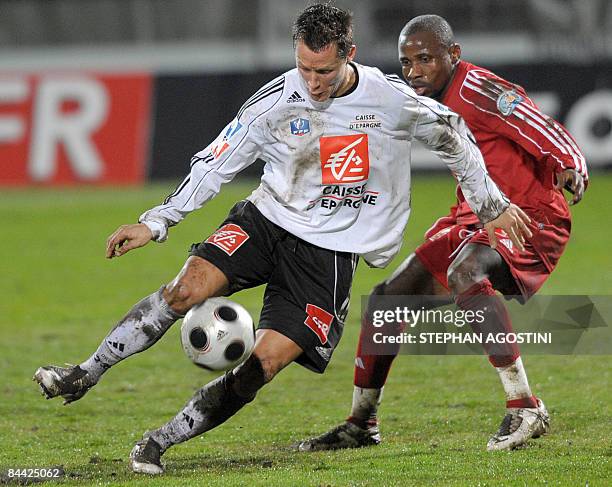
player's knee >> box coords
[448,247,497,296]
[163,258,225,314]
[447,259,482,296]
[163,280,204,314]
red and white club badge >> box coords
[304,303,334,345]
[205,224,250,256]
[319,134,370,184]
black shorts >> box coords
[189,200,358,373]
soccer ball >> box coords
[180,297,255,371]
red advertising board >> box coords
[0,73,151,185]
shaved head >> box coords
[398,15,460,99]
[400,14,454,48]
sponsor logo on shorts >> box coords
[304,303,334,345]
[319,134,369,184]
[490,229,516,254]
[205,223,250,256]
[211,119,243,159]
[290,117,310,136]
[496,229,515,254]
[499,238,515,253]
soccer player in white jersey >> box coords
[33,4,532,474]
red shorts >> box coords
[414,213,570,300]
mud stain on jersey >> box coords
[293,110,326,191]
[266,108,327,200]
[476,195,506,223]
[433,117,462,156]
[290,146,319,195]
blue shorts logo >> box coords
[290,118,310,136]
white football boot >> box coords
[130,435,164,475]
[487,398,550,451]
[33,364,95,405]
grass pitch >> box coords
[1,174,610,486]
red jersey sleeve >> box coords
[458,68,588,183]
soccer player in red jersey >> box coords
[297,14,588,452]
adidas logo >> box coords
[107,341,125,352]
[499,238,515,253]
[217,329,229,341]
[316,346,333,361]
[286,91,305,103]
[182,413,195,429]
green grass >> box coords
[1,174,610,486]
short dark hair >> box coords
[292,3,354,59]
[400,14,454,47]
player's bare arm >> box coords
[105,223,154,259]
[555,168,585,205]
[484,203,532,252]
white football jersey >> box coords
[140,63,509,267]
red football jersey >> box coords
[441,61,588,227]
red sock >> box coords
[507,396,538,409]
[347,416,379,429]
[454,279,520,368]
[353,316,399,389]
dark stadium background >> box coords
[1,0,610,185]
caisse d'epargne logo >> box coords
[319,134,370,184]
[205,224,250,255]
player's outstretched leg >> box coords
[34,256,228,405]
[130,329,302,474]
[448,243,550,450]
[130,368,255,474]
[33,286,182,404]
[296,254,449,451]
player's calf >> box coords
[130,355,269,474]
[34,288,182,404]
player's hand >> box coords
[105,224,153,259]
[555,169,585,205]
[484,203,532,252]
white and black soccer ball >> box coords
[180,297,255,371]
